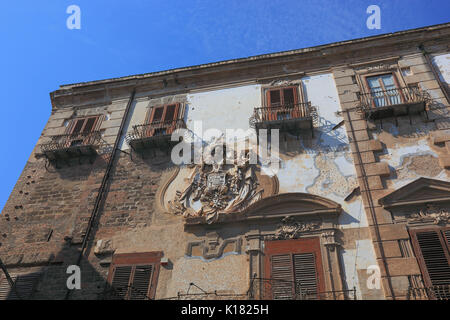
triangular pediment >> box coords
[379,178,450,208]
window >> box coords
[365,73,402,107]
[0,272,40,300]
[263,86,302,121]
[264,237,325,300]
[146,104,181,136]
[106,252,162,300]
[409,227,450,293]
[69,116,100,135]
[67,116,101,147]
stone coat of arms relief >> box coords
[164,146,278,223]
[168,154,265,223]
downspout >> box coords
[419,44,450,105]
[345,110,396,300]
[64,86,137,300]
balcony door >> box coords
[265,87,299,121]
[366,73,402,107]
[67,116,100,147]
[147,104,180,137]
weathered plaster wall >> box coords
[110,73,376,298]
[373,120,449,190]
[432,53,450,84]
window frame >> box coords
[409,226,450,288]
[107,251,162,300]
[147,103,181,124]
[362,72,406,108]
[263,237,325,299]
[68,115,101,135]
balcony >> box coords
[359,86,429,120]
[407,285,450,300]
[40,131,102,161]
[252,102,314,135]
[126,119,186,151]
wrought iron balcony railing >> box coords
[253,102,312,124]
[248,278,357,300]
[125,119,186,150]
[359,86,429,119]
[407,284,450,300]
[40,131,102,155]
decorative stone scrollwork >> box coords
[407,204,450,225]
[268,216,321,240]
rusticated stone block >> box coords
[431,130,450,144]
[364,162,390,177]
[439,155,450,168]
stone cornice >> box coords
[50,23,450,110]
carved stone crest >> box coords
[168,150,263,223]
[407,204,450,225]
[268,216,321,240]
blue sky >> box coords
[0,0,449,211]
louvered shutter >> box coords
[110,266,132,299]
[270,254,294,300]
[293,253,318,299]
[0,272,40,300]
[264,237,325,300]
[129,265,153,300]
[107,252,162,300]
[412,229,450,287]
[443,230,450,249]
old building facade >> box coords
[1,23,450,300]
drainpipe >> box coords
[419,44,450,105]
[64,86,136,300]
[345,110,396,300]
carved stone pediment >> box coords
[379,178,450,209]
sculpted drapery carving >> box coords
[268,216,321,240]
[407,204,450,225]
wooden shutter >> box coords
[270,254,294,299]
[266,87,299,121]
[0,272,40,300]
[107,252,162,300]
[130,265,153,300]
[264,237,324,300]
[110,265,132,299]
[410,228,450,288]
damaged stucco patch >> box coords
[307,153,358,198]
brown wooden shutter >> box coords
[107,252,162,300]
[264,237,325,300]
[0,272,40,300]
[129,265,153,300]
[110,265,132,299]
[71,119,85,134]
[410,228,450,288]
[293,252,318,297]
[270,254,294,299]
